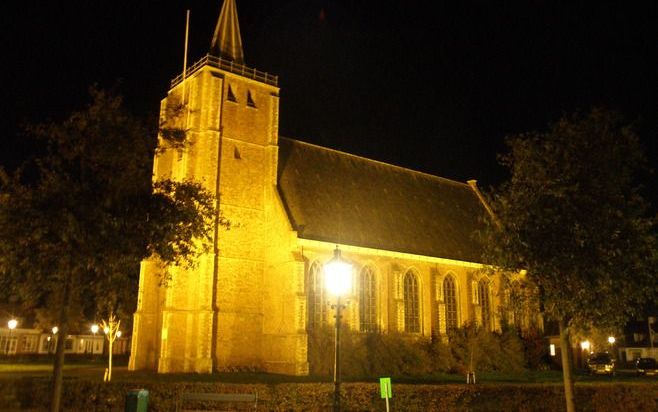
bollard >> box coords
[125,389,149,412]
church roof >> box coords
[277,138,490,263]
[211,0,244,63]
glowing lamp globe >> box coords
[91,324,99,334]
[116,330,122,338]
[7,319,18,330]
[52,326,59,335]
[608,336,616,344]
[581,340,590,351]
[324,248,352,296]
[103,326,110,335]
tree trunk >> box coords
[558,317,576,412]
[50,277,72,412]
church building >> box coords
[129,0,525,375]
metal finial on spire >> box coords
[210,0,244,64]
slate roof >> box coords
[277,137,491,263]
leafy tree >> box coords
[482,108,657,412]
[0,89,215,411]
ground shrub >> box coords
[580,384,657,412]
[448,323,526,374]
[308,324,529,378]
[1,378,656,411]
[521,326,550,369]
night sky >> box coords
[2,1,656,197]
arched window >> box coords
[308,261,325,330]
[478,278,491,330]
[443,276,458,332]
[509,280,527,329]
[404,271,420,333]
[359,266,377,332]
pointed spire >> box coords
[210,0,244,64]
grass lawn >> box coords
[1,361,657,386]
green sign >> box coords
[380,377,392,399]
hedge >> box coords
[0,378,656,411]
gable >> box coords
[277,138,490,263]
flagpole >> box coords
[183,9,191,127]
[183,9,190,83]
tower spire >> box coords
[210,0,244,64]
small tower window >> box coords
[246,90,256,108]
[233,146,241,159]
[227,85,237,102]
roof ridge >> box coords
[279,136,472,188]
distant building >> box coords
[129,0,537,375]
[0,327,127,356]
[619,315,658,362]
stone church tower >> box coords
[129,0,309,375]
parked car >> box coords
[586,352,615,376]
[635,357,658,376]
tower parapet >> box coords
[170,54,278,88]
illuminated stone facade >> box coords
[129,0,534,375]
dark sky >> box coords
[2,1,656,195]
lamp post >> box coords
[7,319,17,355]
[101,314,121,382]
[580,340,591,369]
[648,317,655,350]
[51,326,59,354]
[324,247,352,412]
[607,336,616,358]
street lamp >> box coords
[324,247,352,412]
[7,319,17,355]
[607,336,615,345]
[101,314,121,382]
[7,319,17,331]
[90,324,100,357]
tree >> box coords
[482,108,657,412]
[0,89,215,411]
